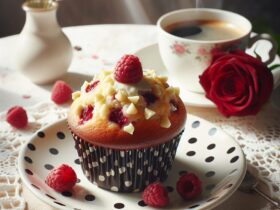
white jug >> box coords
[16,1,73,84]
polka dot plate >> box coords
[18,115,246,210]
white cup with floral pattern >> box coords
[157,8,277,93]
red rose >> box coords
[199,50,273,117]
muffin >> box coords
[68,55,186,192]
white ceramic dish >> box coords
[18,115,246,210]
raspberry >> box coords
[85,80,99,92]
[79,105,94,125]
[176,173,202,200]
[109,108,128,127]
[142,92,158,105]
[6,106,28,129]
[114,54,143,84]
[51,80,73,104]
[45,164,77,192]
[142,182,169,208]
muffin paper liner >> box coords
[71,130,184,192]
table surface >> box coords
[0,24,276,210]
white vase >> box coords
[16,1,73,84]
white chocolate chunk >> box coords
[160,116,171,128]
[103,86,115,96]
[99,104,109,119]
[166,86,175,95]
[123,123,135,135]
[104,75,114,84]
[126,103,138,115]
[144,108,155,119]
[174,87,180,95]
[93,93,104,103]
[72,91,81,100]
[128,96,140,104]
[115,91,126,102]
[158,76,168,83]
[144,69,156,77]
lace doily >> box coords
[0,102,68,209]
[190,103,280,203]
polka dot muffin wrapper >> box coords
[71,130,184,192]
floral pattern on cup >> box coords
[195,47,212,65]
[170,41,190,56]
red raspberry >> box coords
[51,80,73,104]
[85,80,99,92]
[142,182,169,208]
[45,164,77,192]
[109,108,128,127]
[79,105,94,125]
[6,106,28,129]
[176,173,202,200]
[114,54,143,84]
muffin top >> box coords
[68,55,186,149]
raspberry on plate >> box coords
[51,80,73,104]
[6,106,28,129]
[114,54,143,84]
[142,182,169,208]
[45,164,77,192]
[176,173,202,200]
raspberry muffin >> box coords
[68,55,186,192]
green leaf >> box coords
[269,64,280,71]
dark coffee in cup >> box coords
[165,20,244,41]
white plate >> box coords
[18,115,246,210]
[135,42,280,108]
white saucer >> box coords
[135,44,216,108]
[18,115,246,210]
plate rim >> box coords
[18,115,247,210]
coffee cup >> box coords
[157,8,278,93]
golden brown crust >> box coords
[68,98,186,150]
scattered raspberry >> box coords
[79,105,94,125]
[176,173,202,200]
[109,108,128,127]
[6,106,28,129]
[51,80,73,104]
[114,54,143,84]
[45,164,77,192]
[85,80,100,92]
[142,92,158,105]
[142,182,169,208]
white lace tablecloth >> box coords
[0,25,279,210]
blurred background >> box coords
[0,0,279,52]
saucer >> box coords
[18,115,246,210]
[135,44,216,108]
